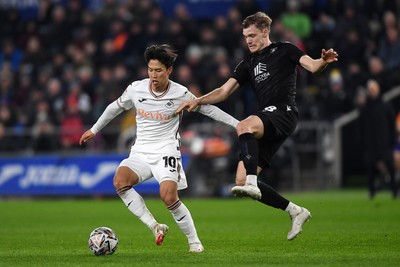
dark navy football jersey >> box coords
[233,42,305,111]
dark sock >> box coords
[239,133,258,175]
[257,180,289,210]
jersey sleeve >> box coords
[117,83,136,110]
[90,83,136,134]
[90,100,125,134]
[232,60,249,86]
[198,104,239,128]
[284,42,306,65]
[183,90,239,128]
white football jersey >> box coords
[117,78,196,152]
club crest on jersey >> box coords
[165,100,174,108]
[254,63,270,83]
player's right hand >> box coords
[175,99,200,114]
[79,130,95,145]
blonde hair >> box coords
[242,12,272,30]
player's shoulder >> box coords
[277,41,303,52]
[128,78,149,90]
[125,79,149,92]
[168,80,189,96]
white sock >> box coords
[246,175,258,186]
[168,200,201,244]
[119,187,157,229]
[285,202,302,216]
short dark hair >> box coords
[144,44,177,68]
[242,12,272,31]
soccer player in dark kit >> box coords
[176,11,338,240]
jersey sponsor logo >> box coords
[287,105,292,111]
[254,63,267,76]
[138,98,147,102]
[137,108,171,121]
[254,63,270,83]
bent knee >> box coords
[161,195,178,207]
[113,167,138,189]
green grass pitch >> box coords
[1,190,399,267]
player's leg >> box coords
[115,158,167,245]
[231,115,264,199]
[236,161,311,240]
[160,180,204,252]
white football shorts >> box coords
[119,149,188,190]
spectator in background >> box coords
[0,70,15,105]
[368,56,400,93]
[280,0,312,39]
[43,5,72,53]
[320,69,352,121]
[336,27,368,69]
[358,79,397,199]
[377,26,400,71]
[312,12,336,49]
[65,81,92,123]
[45,78,65,121]
[0,39,23,72]
[59,99,85,151]
[343,61,368,100]
[13,72,33,108]
[29,99,58,152]
[21,36,48,78]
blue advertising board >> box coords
[0,154,159,197]
[0,0,269,20]
[158,0,268,18]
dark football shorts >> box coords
[253,105,298,168]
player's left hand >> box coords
[321,48,338,63]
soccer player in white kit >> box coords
[79,44,239,253]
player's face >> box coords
[243,25,269,53]
[148,59,172,92]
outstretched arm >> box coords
[79,100,125,145]
[198,104,239,128]
[299,48,338,73]
[175,78,240,113]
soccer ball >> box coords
[88,227,118,256]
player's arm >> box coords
[299,48,338,73]
[197,104,239,128]
[79,100,125,145]
[175,78,240,113]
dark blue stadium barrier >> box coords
[0,154,163,197]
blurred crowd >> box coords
[0,0,400,154]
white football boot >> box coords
[152,223,169,246]
[231,184,262,200]
[189,242,204,253]
[287,207,311,240]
